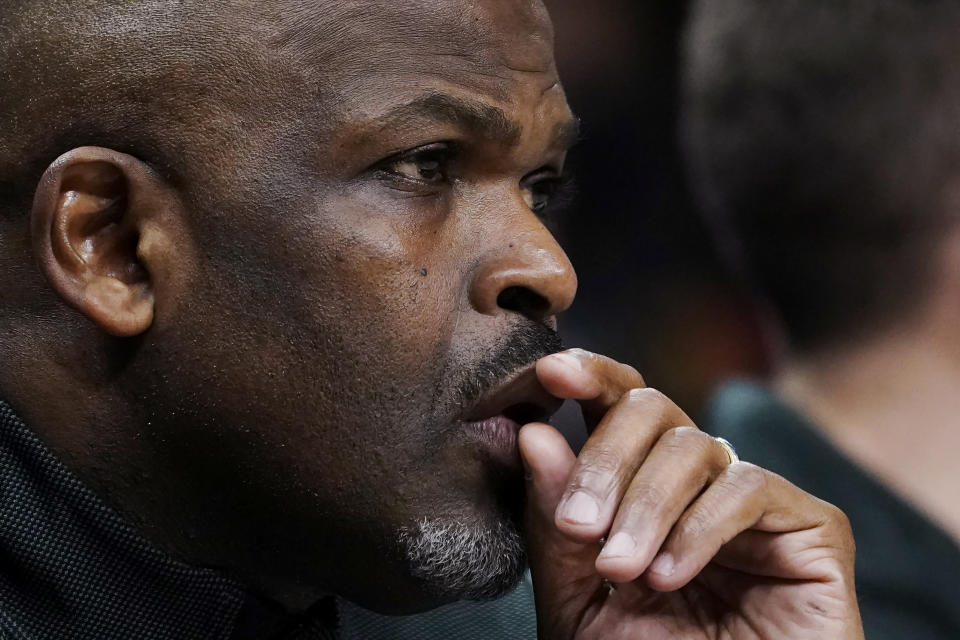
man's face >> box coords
[134,0,577,611]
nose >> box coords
[469,223,578,323]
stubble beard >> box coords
[395,321,562,601]
[397,511,528,601]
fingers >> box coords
[594,427,733,582]
[519,422,578,527]
[642,462,854,592]
[526,350,860,637]
[536,349,646,427]
[552,386,695,542]
[518,422,605,629]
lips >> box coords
[464,363,563,425]
[462,362,563,469]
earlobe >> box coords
[31,147,169,337]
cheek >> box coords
[178,183,474,464]
[282,196,465,370]
[162,249,465,513]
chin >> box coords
[395,501,529,604]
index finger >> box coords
[535,348,647,428]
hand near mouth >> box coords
[518,349,864,640]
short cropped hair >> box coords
[682,0,960,353]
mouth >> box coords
[462,363,564,470]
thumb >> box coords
[519,422,604,634]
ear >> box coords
[31,146,182,337]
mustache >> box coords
[451,323,564,414]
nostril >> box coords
[497,285,550,318]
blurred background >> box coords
[544,0,770,440]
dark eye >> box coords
[381,144,451,185]
[522,175,563,214]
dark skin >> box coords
[0,0,862,636]
[522,353,861,638]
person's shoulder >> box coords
[703,380,808,445]
[337,573,537,640]
[702,380,846,494]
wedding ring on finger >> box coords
[713,436,739,465]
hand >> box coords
[518,349,863,640]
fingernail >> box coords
[550,352,582,372]
[650,552,675,576]
[599,532,636,558]
[557,491,599,525]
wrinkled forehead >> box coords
[268,0,560,108]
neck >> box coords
[776,319,960,542]
[0,339,330,612]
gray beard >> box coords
[398,516,528,601]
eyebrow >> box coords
[379,92,581,151]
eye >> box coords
[378,143,452,186]
[522,173,567,215]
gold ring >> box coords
[714,437,739,465]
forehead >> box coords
[274,0,556,75]
[265,0,565,121]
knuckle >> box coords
[624,387,671,419]
[577,446,623,476]
[679,505,719,541]
[568,448,623,497]
[621,363,645,386]
[725,461,768,494]
[824,501,852,532]
[658,426,708,454]
[812,500,856,559]
[625,480,672,515]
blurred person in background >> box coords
[683,0,960,637]
[547,0,771,422]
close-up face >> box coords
[107,0,579,612]
[0,3,880,638]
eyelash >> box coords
[373,143,574,218]
[374,143,453,188]
[532,175,576,221]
